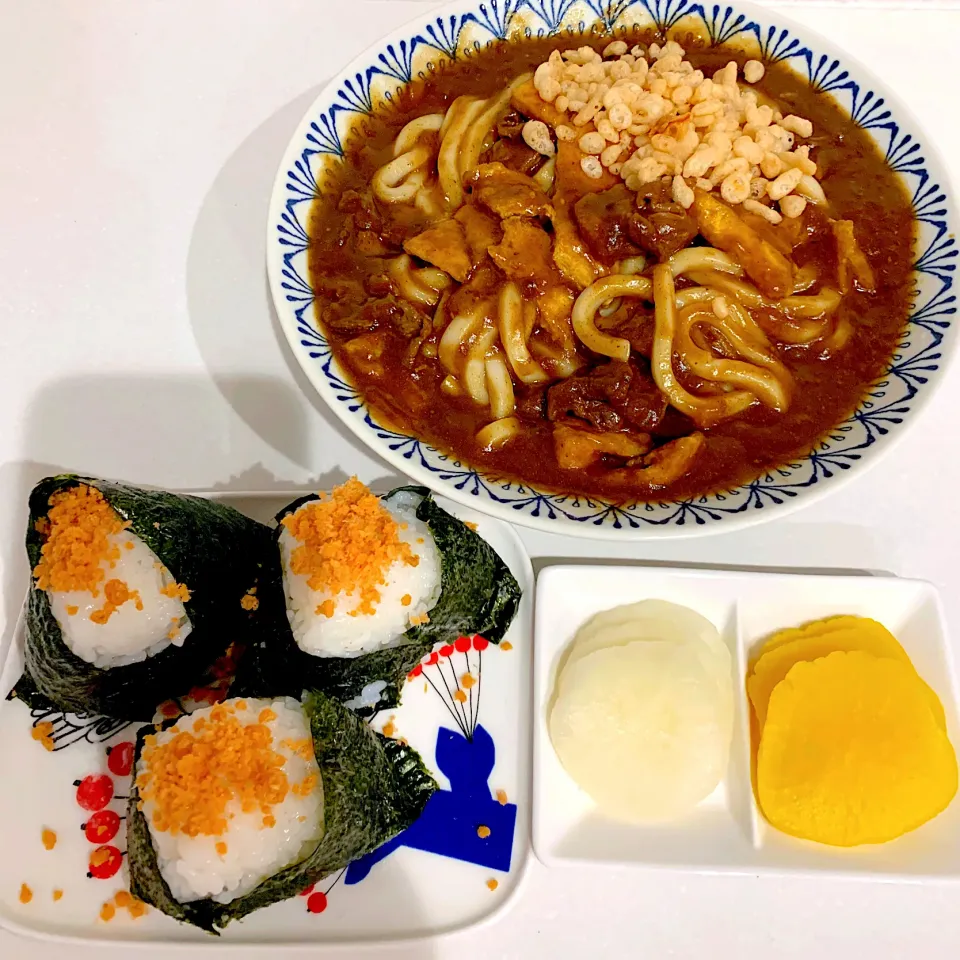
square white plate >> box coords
[533,565,960,879]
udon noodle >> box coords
[308,32,915,501]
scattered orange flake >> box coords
[298,816,307,823]
[398,736,409,746]
[263,814,276,828]
[32,721,54,741]
[486,878,499,891]
[241,594,259,611]
[34,517,50,535]
[32,721,55,751]
[100,902,116,922]
[52,889,63,902]
[477,825,491,839]
[235,700,248,711]
[128,898,148,919]
[41,828,57,850]
[137,710,291,838]
[281,478,419,617]
[259,708,277,724]
[19,883,32,904]
[318,599,335,618]
[453,690,468,703]
[500,641,513,651]
[90,578,142,625]
[461,673,476,689]
[114,890,132,907]
[382,718,396,738]
[423,682,428,693]
[159,701,181,719]
[124,540,135,550]
[32,485,129,594]
[416,537,424,544]
[496,789,508,805]
[410,612,431,627]
[401,594,412,607]
[66,605,79,616]
[160,581,191,603]
[465,521,478,531]
[215,841,228,856]
[292,774,318,797]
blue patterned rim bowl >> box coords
[267,0,957,539]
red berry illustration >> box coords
[473,635,489,651]
[106,742,134,777]
[75,774,113,811]
[84,809,121,844]
[438,644,454,658]
[425,652,439,666]
[454,635,472,653]
[88,844,123,879]
[299,883,315,897]
[306,891,328,913]
[407,664,423,679]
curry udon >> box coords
[307,33,914,501]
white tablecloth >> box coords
[2,1,960,956]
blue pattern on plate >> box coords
[268,0,956,534]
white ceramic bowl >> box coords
[267,0,957,539]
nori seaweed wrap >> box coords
[127,691,437,933]
[18,475,273,720]
[234,483,521,712]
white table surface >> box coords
[2,0,960,956]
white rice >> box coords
[140,697,324,905]
[47,529,192,669]
[279,492,442,658]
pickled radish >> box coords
[549,607,734,823]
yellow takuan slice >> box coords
[748,615,871,667]
[747,618,945,730]
[757,650,957,846]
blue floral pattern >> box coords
[266,0,956,536]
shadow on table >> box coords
[184,81,376,471]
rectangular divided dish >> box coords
[533,565,960,879]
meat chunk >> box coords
[472,163,553,219]
[335,187,405,249]
[484,138,544,175]
[555,139,619,199]
[509,78,568,129]
[496,108,527,140]
[356,230,393,256]
[341,331,387,378]
[547,359,667,432]
[320,302,377,335]
[445,259,503,317]
[357,295,425,339]
[692,189,794,299]
[628,179,699,260]
[596,302,656,358]
[553,424,652,470]
[489,217,555,284]
[454,205,504,266]
[403,219,472,282]
[611,433,705,488]
[551,190,605,290]
[574,185,644,264]
[832,219,877,294]
[516,384,548,422]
